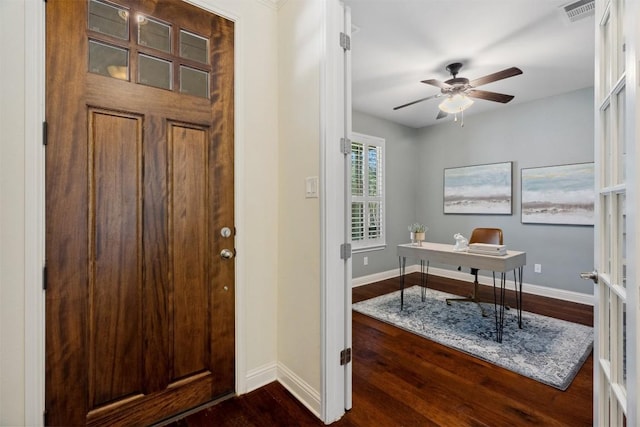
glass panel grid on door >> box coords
[595,0,630,424]
[87,0,212,98]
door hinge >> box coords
[340,243,352,260]
[43,264,47,290]
[339,32,351,51]
[340,348,352,365]
[42,121,48,146]
[340,137,351,154]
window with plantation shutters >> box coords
[351,133,385,251]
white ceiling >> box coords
[344,0,595,128]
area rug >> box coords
[352,286,593,390]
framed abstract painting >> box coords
[521,162,595,225]
[443,162,512,215]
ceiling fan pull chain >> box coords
[461,109,465,127]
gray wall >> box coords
[353,87,595,294]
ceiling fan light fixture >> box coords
[438,94,474,114]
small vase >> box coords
[410,232,425,246]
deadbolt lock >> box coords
[221,227,232,238]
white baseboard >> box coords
[352,268,401,287]
[245,362,278,393]
[353,265,594,306]
[276,362,321,418]
[243,361,321,418]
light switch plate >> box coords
[305,176,319,198]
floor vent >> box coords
[561,0,595,23]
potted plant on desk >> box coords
[408,223,428,246]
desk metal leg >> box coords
[514,267,523,328]
[492,272,507,343]
[399,256,406,310]
[420,260,429,301]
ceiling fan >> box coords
[393,62,523,121]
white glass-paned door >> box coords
[593,0,638,424]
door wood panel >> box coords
[88,109,144,409]
[170,123,210,380]
[45,1,235,425]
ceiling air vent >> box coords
[560,0,595,23]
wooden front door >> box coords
[45,1,235,425]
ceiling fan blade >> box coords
[436,110,448,120]
[468,67,523,87]
[421,79,452,90]
[393,94,441,110]
[467,89,515,103]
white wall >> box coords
[276,0,323,415]
[0,0,281,423]
[0,1,27,424]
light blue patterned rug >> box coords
[352,286,593,390]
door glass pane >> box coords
[617,193,626,289]
[602,104,612,187]
[601,13,612,94]
[616,87,626,183]
[89,40,128,80]
[603,286,611,362]
[180,66,208,98]
[616,0,626,77]
[138,16,171,53]
[180,30,208,64]
[138,54,171,90]
[88,0,128,40]
[620,299,627,388]
[602,194,611,275]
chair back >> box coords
[469,228,503,245]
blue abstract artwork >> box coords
[443,162,512,214]
[521,163,594,225]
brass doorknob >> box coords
[220,249,234,259]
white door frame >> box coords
[23,0,46,425]
[320,0,352,423]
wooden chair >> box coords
[446,227,503,317]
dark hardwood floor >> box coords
[171,273,593,426]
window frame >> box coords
[350,132,386,253]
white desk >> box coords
[397,242,526,343]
